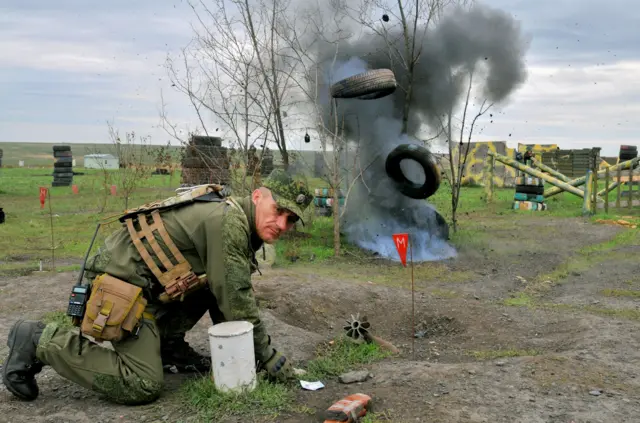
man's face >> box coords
[252,188,299,243]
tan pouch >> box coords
[81,273,148,342]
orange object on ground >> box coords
[324,393,372,422]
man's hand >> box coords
[261,350,295,383]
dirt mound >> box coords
[253,270,584,363]
[415,316,464,338]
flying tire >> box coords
[330,69,397,100]
[385,144,441,199]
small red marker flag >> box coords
[392,233,409,267]
[39,187,48,209]
[72,184,79,194]
[110,185,117,196]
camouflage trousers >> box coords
[35,288,219,405]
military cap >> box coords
[262,169,313,224]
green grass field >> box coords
[1,164,637,275]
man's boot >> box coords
[2,320,46,401]
[160,337,211,374]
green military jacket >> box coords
[84,195,273,362]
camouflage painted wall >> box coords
[444,141,517,188]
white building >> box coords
[84,154,120,169]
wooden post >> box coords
[488,155,495,203]
[604,167,609,214]
[592,161,598,213]
[629,166,633,210]
[582,170,593,216]
[616,167,622,208]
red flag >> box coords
[392,233,409,267]
[72,184,79,194]
[39,187,48,209]
[110,185,117,196]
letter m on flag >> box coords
[392,233,409,267]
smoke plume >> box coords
[310,4,530,261]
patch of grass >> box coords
[41,310,75,329]
[468,348,541,360]
[503,292,535,307]
[0,262,40,277]
[581,305,640,320]
[430,288,460,298]
[304,336,391,380]
[600,288,640,298]
[526,250,631,295]
[361,410,395,422]
[180,374,300,421]
[578,227,640,254]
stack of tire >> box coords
[513,175,547,211]
[180,136,231,186]
[52,145,73,187]
[314,188,344,217]
[619,145,638,163]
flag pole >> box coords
[410,234,415,360]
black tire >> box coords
[55,157,73,164]
[515,185,544,195]
[385,144,441,199]
[54,151,73,158]
[330,69,397,100]
[52,181,72,187]
[53,145,71,152]
[620,145,638,151]
[54,161,73,168]
[53,172,74,178]
[620,152,638,160]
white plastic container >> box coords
[208,321,257,393]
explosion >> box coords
[310,4,530,261]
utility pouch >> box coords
[81,273,148,342]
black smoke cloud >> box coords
[308,3,530,261]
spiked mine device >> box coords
[343,313,400,354]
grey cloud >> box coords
[485,0,640,64]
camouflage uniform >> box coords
[2,170,313,405]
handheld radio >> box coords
[66,222,101,326]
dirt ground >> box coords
[1,214,639,422]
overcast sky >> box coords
[0,0,638,156]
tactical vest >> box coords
[112,184,243,303]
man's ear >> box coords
[251,188,262,205]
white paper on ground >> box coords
[300,380,325,390]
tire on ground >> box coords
[53,145,71,152]
[330,69,397,100]
[515,185,544,195]
[385,144,441,199]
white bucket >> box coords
[208,321,257,393]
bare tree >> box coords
[162,0,302,192]
[437,69,493,232]
[100,122,154,210]
[162,0,268,194]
